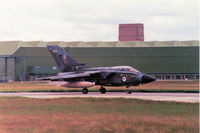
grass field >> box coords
[0,80,198,93]
[0,97,199,133]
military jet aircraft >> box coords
[38,45,156,94]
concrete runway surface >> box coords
[0,92,199,103]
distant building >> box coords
[119,23,144,41]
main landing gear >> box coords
[82,86,131,94]
[99,86,107,94]
[126,86,132,94]
[82,87,88,94]
[82,86,107,94]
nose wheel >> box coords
[126,86,132,94]
[99,86,106,94]
[82,87,88,94]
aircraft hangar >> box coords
[0,40,199,81]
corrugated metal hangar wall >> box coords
[0,41,199,81]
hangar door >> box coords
[0,57,15,81]
[6,57,15,81]
[0,57,5,80]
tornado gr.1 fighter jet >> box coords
[38,45,156,94]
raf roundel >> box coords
[122,76,126,82]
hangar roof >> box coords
[0,40,199,55]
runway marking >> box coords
[0,92,198,103]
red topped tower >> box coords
[119,23,144,41]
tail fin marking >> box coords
[47,45,86,72]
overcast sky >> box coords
[0,0,199,41]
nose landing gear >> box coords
[126,86,132,94]
[99,86,107,94]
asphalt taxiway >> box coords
[0,92,198,103]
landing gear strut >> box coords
[126,86,132,94]
[82,87,88,94]
[99,86,107,94]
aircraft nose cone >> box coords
[142,75,156,83]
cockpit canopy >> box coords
[111,66,140,73]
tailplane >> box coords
[47,45,87,72]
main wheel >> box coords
[126,90,132,94]
[82,88,88,94]
[99,87,106,94]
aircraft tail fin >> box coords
[47,45,87,72]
